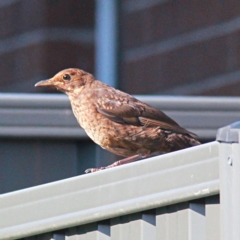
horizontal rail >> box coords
[0,93,239,139]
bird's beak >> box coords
[35,78,54,87]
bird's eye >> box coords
[62,74,71,81]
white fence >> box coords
[0,121,240,239]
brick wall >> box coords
[0,0,95,93]
[119,0,240,96]
[2,0,240,96]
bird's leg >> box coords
[85,154,142,173]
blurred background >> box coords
[1,0,240,193]
[1,0,240,96]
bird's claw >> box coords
[85,167,106,173]
[85,169,92,174]
[85,168,95,174]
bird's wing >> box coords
[97,103,140,125]
[96,91,195,135]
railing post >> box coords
[217,121,240,240]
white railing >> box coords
[0,94,240,239]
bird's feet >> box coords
[85,167,106,173]
[85,154,142,173]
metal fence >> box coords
[0,121,240,240]
[1,94,240,239]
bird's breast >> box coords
[69,98,112,146]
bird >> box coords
[35,68,200,173]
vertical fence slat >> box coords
[219,143,233,240]
[167,205,181,240]
[232,143,240,240]
[141,212,156,240]
[156,206,168,240]
[205,196,220,240]
[110,216,121,240]
[110,212,156,240]
[177,204,190,240]
[156,203,189,240]
[217,122,240,240]
[156,202,206,240]
[66,223,110,240]
[111,214,139,240]
[219,142,240,240]
[188,203,206,240]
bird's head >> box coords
[35,68,94,93]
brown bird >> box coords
[35,68,200,173]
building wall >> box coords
[1,0,240,96]
[0,0,95,93]
[119,0,240,96]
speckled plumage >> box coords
[35,68,200,172]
